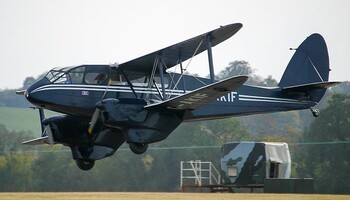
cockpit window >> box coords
[85,73,107,84]
[46,66,85,84]
[46,70,65,83]
[53,73,71,84]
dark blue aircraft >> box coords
[17,23,339,170]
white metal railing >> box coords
[180,160,220,188]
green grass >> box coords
[0,193,348,200]
[0,107,40,134]
[0,107,58,135]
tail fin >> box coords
[279,33,330,87]
[279,33,339,102]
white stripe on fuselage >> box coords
[216,92,307,105]
[32,84,307,105]
[31,84,186,96]
[238,94,304,104]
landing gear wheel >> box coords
[129,143,148,154]
[310,107,320,117]
[76,159,95,171]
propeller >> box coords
[42,117,55,145]
[43,124,54,145]
[88,78,112,134]
[88,108,101,134]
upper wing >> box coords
[118,23,242,73]
[145,75,248,111]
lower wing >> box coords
[145,76,248,111]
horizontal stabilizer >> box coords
[145,75,248,110]
[282,81,341,93]
[22,136,48,145]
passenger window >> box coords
[68,67,85,84]
[127,75,168,88]
[110,74,127,85]
[129,76,148,87]
[85,73,107,84]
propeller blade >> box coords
[44,124,54,145]
[88,108,100,134]
[87,78,111,134]
[101,79,112,100]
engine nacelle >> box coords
[100,98,148,127]
[43,115,90,146]
[99,98,184,144]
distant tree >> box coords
[0,89,31,107]
[23,77,36,89]
[215,60,278,86]
[216,60,253,79]
[203,118,251,143]
[0,124,36,191]
[298,93,350,194]
[263,75,278,87]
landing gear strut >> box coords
[129,143,148,154]
[76,159,95,171]
[310,107,320,117]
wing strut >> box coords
[146,56,159,100]
[179,60,186,93]
[167,39,205,99]
[119,69,138,99]
[206,35,215,83]
[158,60,166,100]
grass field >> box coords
[0,107,59,134]
[0,193,349,200]
[0,107,40,133]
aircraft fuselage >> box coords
[26,65,316,123]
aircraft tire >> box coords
[76,159,95,171]
[310,107,320,117]
[129,143,148,154]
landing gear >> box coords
[75,159,95,171]
[129,143,148,154]
[310,107,320,117]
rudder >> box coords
[279,33,330,87]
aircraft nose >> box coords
[24,89,29,99]
[15,89,32,102]
[25,86,36,103]
[24,77,51,105]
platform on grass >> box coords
[181,183,264,193]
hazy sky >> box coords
[0,0,349,89]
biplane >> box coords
[17,23,339,170]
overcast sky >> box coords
[0,0,349,89]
